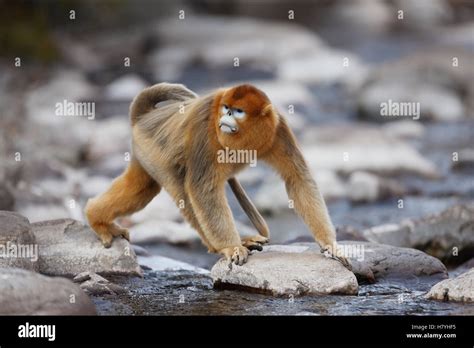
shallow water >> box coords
[93,270,474,316]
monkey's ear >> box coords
[262,104,274,117]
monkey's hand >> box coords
[219,245,249,268]
[241,235,268,252]
[321,245,352,271]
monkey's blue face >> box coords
[219,104,246,134]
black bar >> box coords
[0,316,472,346]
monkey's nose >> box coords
[219,115,238,134]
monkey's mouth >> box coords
[219,116,238,134]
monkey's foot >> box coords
[219,245,249,268]
[241,235,268,252]
[321,246,352,271]
[94,223,130,248]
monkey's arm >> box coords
[227,177,269,238]
[185,168,249,265]
[263,118,337,250]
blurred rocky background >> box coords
[0,0,473,315]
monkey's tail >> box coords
[130,83,198,126]
[228,177,270,238]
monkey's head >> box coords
[213,84,279,153]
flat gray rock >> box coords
[362,204,474,262]
[31,219,142,277]
[426,268,474,303]
[337,241,448,283]
[0,211,38,271]
[73,271,127,295]
[0,268,96,315]
[211,245,358,296]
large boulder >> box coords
[0,211,38,271]
[0,268,96,315]
[426,268,474,303]
[362,204,474,263]
[31,219,142,277]
[211,245,358,296]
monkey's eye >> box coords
[222,105,229,113]
[233,108,246,119]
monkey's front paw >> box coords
[242,235,268,251]
[321,246,352,271]
[110,224,130,241]
[220,245,249,267]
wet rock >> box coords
[336,241,448,284]
[0,183,14,211]
[348,171,405,203]
[138,255,209,274]
[362,204,474,263]
[0,268,96,315]
[130,220,198,245]
[211,244,358,296]
[302,124,439,178]
[426,268,474,303]
[0,211,38,271]
[104,74,147,100]
[254,170,346,213]
[73,271,127,295]
[31,219,142,277]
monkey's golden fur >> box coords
[86,83,347,267]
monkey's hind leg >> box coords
[85,159,161,247]
[241,234,269,251]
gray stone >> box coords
[0,211,38,271]
[31,219,142,277]
[211,244,358,296]
[426,268,474,303]
[0,268,96,315]
[362,204,474,262]
[336,241,448,283]
[73,271,127,295]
